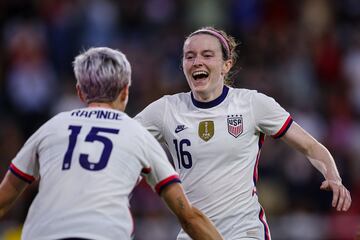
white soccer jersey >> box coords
[10,107,180,240]
[135,86,293,240]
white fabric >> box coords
[11,107,179,240]
[135,87,291,239]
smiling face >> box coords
[182,34,232,102]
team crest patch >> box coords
[227,115,243,138]
[198,120,214,142]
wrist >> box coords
[325,176,342,184]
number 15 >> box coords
[63,125,119,171]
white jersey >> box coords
[135,86,293,240]
[10,107,180,240]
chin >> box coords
[191,85,208,94]
[191,81,208,90]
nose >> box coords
[192,56,203,66]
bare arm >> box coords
[281,122,351,211]
[160,183,223,240]
[0,171,28,217]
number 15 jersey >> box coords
[135,86,293,240]
[10,107,180,240]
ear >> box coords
[222,59,233,75]
[76,84,86,103]
[119,84,129,102]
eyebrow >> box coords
[184,49,216,55]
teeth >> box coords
[192,71,208,77]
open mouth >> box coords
[192,70,209,80]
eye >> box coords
[184,55,194,60]
[203,51,214,58]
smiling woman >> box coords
[182,27,238,102]
[135,26,352,240]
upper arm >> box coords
[0,171,28,216]
[251,92,291,136]
[139,127,180,194]
[281,122,318,155]
[1,170,28,194]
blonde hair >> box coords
[73,47,131,103]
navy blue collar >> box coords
[191,86,229,109]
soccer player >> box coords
[135,27,352,239]
[0,47,224,240]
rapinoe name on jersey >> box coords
[71,109,122,121]
[227,115,243,138]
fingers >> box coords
[332,184,352,212]
[320,180,351,211]
[332,184,340,208]
[335,186,345,211]
[342,189,352,211]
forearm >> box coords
[282,122,341,181]
[282,122,351,211]
[179,207,223,240]
[161,183,223,240]
[305,142,341,182]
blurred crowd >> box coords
[0,0,359,239]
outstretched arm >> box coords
[281,122,351,211]
[160,183,223,240]
[0,171,28,217]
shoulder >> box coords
[23,111,68,143]
[228,87,261,102]
[120,113,153,134]
[231,87,275,99]
[229,87,258,95]
[41,111,69,129]
[137,92,190,115]
[44,109,80,127]
[156,92,191,106]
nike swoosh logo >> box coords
[175,125,187,133]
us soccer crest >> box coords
[198,120,214,142]
[227,115,243,138]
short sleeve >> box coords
[140,129,180,195]
[134,97,167,142]
[10,128,42,183]
[251,92,293,138]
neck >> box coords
[191,85,229,109]
[88,102,112,108]
[192,84,224,102]
[87,102,125,112]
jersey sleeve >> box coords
[139,128,180,195]
[134,97,166,142]
[10,127,43,183]
[251,92,293,138]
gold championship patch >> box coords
[198,120,214,141]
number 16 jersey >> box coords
[135,86,293,240]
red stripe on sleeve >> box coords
[155,174,181,194]
[10,163,35,183]
[272,116,293,139]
